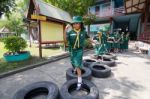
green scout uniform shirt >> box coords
[114,33,120,49]
[124,36,129,49]
[67,30,89,50]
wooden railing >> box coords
[94,6,125,17]
[114,6,125,16]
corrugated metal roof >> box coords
[34,0,72,23]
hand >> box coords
[92,40,100,46]
[65,24,72,31]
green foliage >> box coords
[0,0,15,17]
[0,0,28,35]
[44,0,95,16]
[5,16,26,36]
[83,14,96,25]
[4,36,27,53]
[0,20,7,28]
[0,38,6,42]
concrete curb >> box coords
[0,49,91,79]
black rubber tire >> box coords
[66,67,92,81]
[99,58,115,67]
[13,81,59,99]
[103,53,117,60]
[90,63,111,78]
[83,59,97,67]
[60,79,99,99]
[97,55,112,60]
[97,56,116,67]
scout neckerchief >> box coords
[98,32,102,44]
[73,29,81,49]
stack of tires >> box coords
[65,68,99,99]
[63,53,117,99]
[82,53,117,78]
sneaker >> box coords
[76,82,82,91]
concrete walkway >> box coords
[0,46,150,99]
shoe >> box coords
[76,82,82,91]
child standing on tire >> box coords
[65,16,95,90]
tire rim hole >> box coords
[68,83,90,96]
[24,87,48,99]
[97,56,111,61]
[72,69,85,75]
[93,65,106,70]
[103,59,111,61]
[85,59,96,62]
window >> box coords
[95,6,100,15]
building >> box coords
[27,0,72,44]
[0,27,15,38]
[88,0,150,41]
[26,0,72,57]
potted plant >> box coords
[3,36,30,62]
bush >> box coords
[4,36,27,53]
[0,38,6,42]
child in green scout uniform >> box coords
[93,30,108,55]
[114,31,120,53]
[120,32,125,52]
[65,16,95,90]
[96,31,108,55]
[109,32,115,52]
[106,31,111,52]
[124,32,130,51]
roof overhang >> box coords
[27,0,72,23]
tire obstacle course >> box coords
[13,53,117,99]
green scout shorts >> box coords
[70,48,83,69]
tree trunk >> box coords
[87,25,90,35]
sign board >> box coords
[31,15,46,21]
[40,21,64,42]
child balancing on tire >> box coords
[65,16,96,90]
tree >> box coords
[44,0,95,17]
[83,14,96,34]
[5,16,26,36]
[0,0,15,17]
[0,0,29,36]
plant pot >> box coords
[3,51,31,62]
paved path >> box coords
[0,48,150,99]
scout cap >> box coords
[72,16,83,24]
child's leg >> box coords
[76,67,82,90]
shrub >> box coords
[4,36,27,53]
[0,38,6,42]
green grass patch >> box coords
[0,42,7,59]
[0,42,65,74]
[0,56,46,74]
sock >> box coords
[77,76,82,87]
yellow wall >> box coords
[40,21,64,42]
